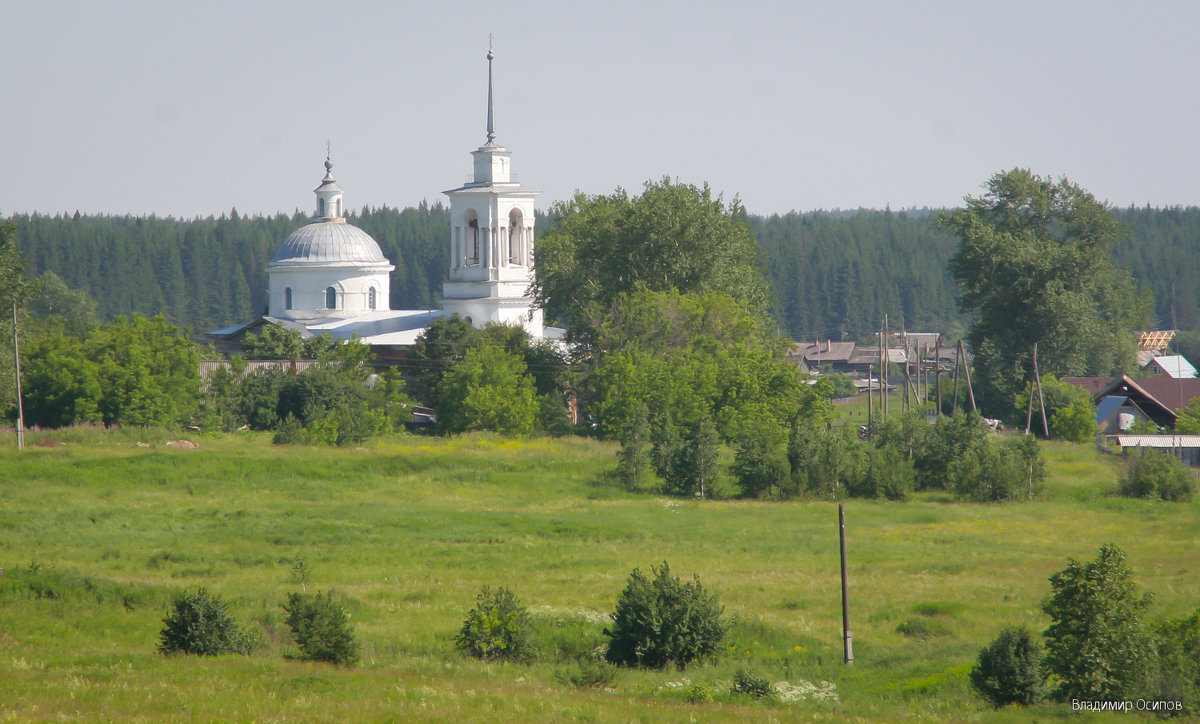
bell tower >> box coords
[441,40,542,334]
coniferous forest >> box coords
[8,204,1200,339]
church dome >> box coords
[266,151,394,321]
[270,221,388,266]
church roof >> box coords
[443,182,541,195]
[269,221,390,266]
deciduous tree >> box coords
[532,179,772,344]
[941,169,1148,415]
[1043,544,1154,701]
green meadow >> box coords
[1,429,1197,722]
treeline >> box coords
[9,204,1200,338]
[751,208,963,341]
[11,203,448,332]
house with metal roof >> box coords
[1145,354,1197,379]
[1064,374,1200,432]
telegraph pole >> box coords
[839,503,853,664]
[12,297,24,450]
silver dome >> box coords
[269,221,388,266]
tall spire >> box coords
[486,34,496,144]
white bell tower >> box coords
[441,41,542,334]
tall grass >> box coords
[1,428,1196,721]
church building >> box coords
[206,48,557,359]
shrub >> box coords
[732,418,790,499]
[731,669,775,700]
[1152,608,1200,713]
[272,414,302,445]
[951,433,1042,502]
[616,403,654,490]
[158,589,251,656]
[852,443,915,501]
[895,618,952,640]
[1043,544,1153,701]
[455,586,532,663]
[282,590,360,666]
[605,562,725,669]
[555,659,617,689]
[969,626,1044,707]
[1120,449,1195,501]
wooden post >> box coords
[1024,380,1036,435]
[883,315,889,418]
[839,503,853,664]
[878,325,885,421]
[935,339,942,419]
[951,343,961,416]
[12,297,24,451]
[867,363,873,432]
[960,340,977,413]
[1032,343,1049,438]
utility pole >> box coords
[867,363,873,433]
[934,338,942,419]
[1032,342,1049,438]
[839,503,853,664]
[12,297,24,451]
[951,343,961,416]
[959,339,977,413]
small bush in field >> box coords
[969,626,1044,707]
[731,669,775,700]
[283,590,359,666]
[604,562,725,669]
[159,589,251,656]
[555,659,617,689]
[455,586,532,663]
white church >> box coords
[207,48,558,360]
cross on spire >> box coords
[486,35,495,143]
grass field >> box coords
[1,427,1197,722]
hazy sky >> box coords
[4,1,1198,218]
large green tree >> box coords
[941,169,1148,415]
[532,179,773,344]
[22,314,202,428]
[583,289,801,441]
[1043,544,1154,701]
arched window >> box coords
[326,286,337,309]
[464,209,480,266]
[509,209,524,264]
[368,287,377,310]
[284,287,293,310]
[468,219,480,264]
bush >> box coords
[731,669,775,700]
[605,562,725,669]
[951,433,1042,502]
[1120,449,1195,501]
[158,589,251,656]
[272,414,302,445]
[554,659,617,689]
[1152,608,1200,713]
[616,403,654,490]
[455,586,532,663]
[1043,544,1153,701]
[969,626,1045,707]
[282,590,359,666]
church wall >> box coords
[269,266,392,320]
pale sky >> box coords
[3,0,1198,219]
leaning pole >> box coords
[839,503,853,664]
